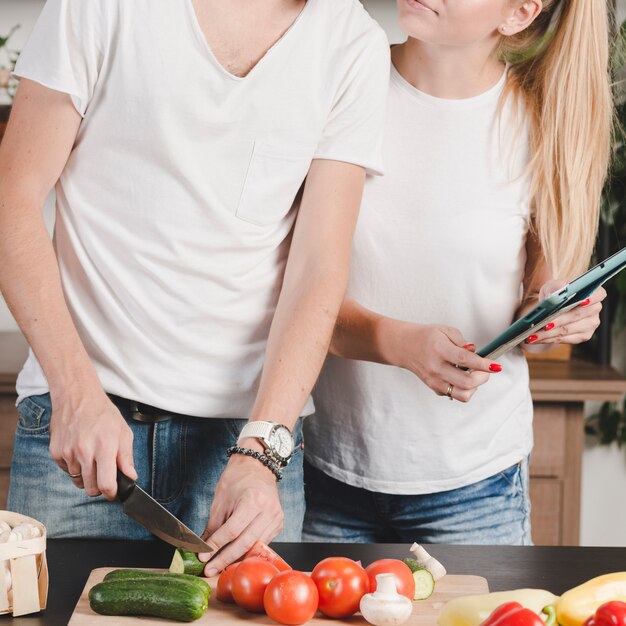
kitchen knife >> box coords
[117,470,213,553]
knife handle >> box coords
[116,469,135,502]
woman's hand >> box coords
[522,279,606,349]
[380,319,503,403]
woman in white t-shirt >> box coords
[304,0,611,544]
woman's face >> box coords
[396,0,517,47]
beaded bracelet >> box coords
[226,446,283,482]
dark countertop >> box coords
[7,540,626,625]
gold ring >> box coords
[446,384,454,401]
[68,472,82,478]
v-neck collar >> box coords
[184,0,312,82]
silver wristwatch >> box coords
[237,421,295,468]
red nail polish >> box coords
[489,364,503,372]
[527,335,539,344]
[463,343,475,350]
[544,323,555,331]
[579,298,591,307]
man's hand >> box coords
[198,453,283,576]
[49,381,137,500]
[382,319,501,403]
[522,280,606,350]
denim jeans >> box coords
[8,393,305,541]
[303,458,532,545]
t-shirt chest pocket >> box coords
[236,141,315,226]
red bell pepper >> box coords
[584,602,626,626]
[481,602,556,626]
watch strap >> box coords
[237,421,275,443]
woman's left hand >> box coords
[522,279,606,348]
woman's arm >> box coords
[518,227,605,351]
[331,298,500,403]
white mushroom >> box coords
[0,520,10,533]
[409,543,447,581]
[12,523,40,539]
[360,573,413,626]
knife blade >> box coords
[117,471,213,553]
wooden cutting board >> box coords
[69,568,489,625]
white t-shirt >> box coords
[13,0,390,417]
[305,64,534,494]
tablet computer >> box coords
[476,245,626,361]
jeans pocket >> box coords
[224,418,247,444]
[291,417,304,453]
[498,461,523,493]
[16,395,51,435]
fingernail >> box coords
[544,323,555,331]
[489,364,503,372]
[463,343,475,350]
[579,298,591,307]
[206,568,217,578]
[198,553,210,562]
[526,335,539,344]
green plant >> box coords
[0,25,20,101]
[586,19,626,446]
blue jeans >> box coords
[8,393,305,541]
[303,459,532,545]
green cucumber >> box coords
[89,578,208,622]
[402,558,435,600]
[170,548,205,576]
[103,569,210,599]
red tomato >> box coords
[263,570,319,625]
[216,562,240,603]
[231,557,279,613]
[244,540,292,572]
[365,559,415,600]
[310,556,369,618]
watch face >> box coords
[268,425,294,461]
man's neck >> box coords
[191,0,307,78]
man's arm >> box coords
[0,79,136,498]
[200,158,365,573]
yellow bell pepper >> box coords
[438,589,558,626]
[556,573,626,626]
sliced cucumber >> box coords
[104,569,210,599]
[402,559,435,599]
[170,548,205,576]
[411,568,435,600]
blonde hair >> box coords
[501,0,613,279]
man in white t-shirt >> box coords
[0,0,389,573]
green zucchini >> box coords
[103,569,210,599]
[89,578,208,622]
[402,558,435,600]
[170,548,205,576]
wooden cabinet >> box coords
[0,331,28,509]
[1,330,626,544]
[528,359,626,546]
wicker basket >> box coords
[0,510,48,617]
